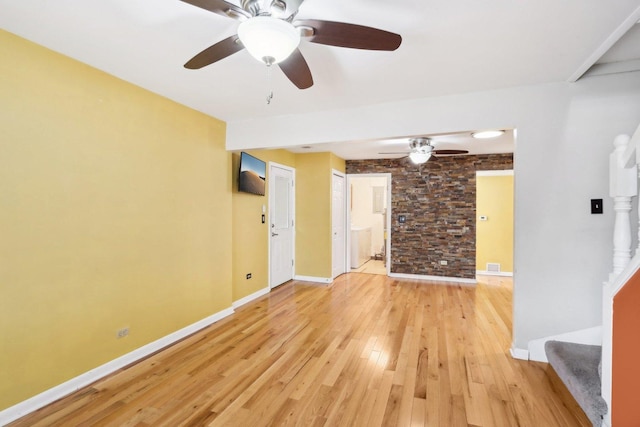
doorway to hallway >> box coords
[346,173,391,275]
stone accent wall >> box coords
[346,154,513,279]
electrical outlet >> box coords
[246,273,252,279]
[440,260,448,266]
[117,327,129,339]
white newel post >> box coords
[609,134,637,281]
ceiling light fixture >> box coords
[237,16,300,66]
[409,151,431,164]
[472,130,505,139]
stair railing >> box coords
[603,123,640,427]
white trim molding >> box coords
[510,347,530,360]
[389,272,477,285]
[568,5,640,82]
[0,307,235,426]
[476,270,513,277]
[527,326,603,363]
[293,275,332,284]
[232,287,270,309]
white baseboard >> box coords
[389,272,476,285]
[476,270,513,277]
[527,326,603,363]
[0,307,235,426]
[293,275,332,284]
[510,347,530,360]
[232,287,270,309]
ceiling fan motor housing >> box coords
[241,0,261,16]
[241,0,302,19]
[410,137,433,152]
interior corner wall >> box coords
[231,149,295,302]
[330,153,346,174]
[231,149,344,297]
[346,155,513,278]
[0,31,232,410]
[295,152,334,278]
[227,70,640,350]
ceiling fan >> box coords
[380,137,469,164]
[180,0,402,89]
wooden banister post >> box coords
[609,134,637,281]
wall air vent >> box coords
[487,263,501,273]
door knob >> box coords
[272,232,279,237]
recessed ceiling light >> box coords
[472,130,505,139]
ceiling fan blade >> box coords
[180,0,249,20]
[294,19,401,51]
[278,49,313,89]
[433,149,469,155]
[184,36,244,69]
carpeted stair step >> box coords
[545,340,607,426]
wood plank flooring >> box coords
[10,274,590,426]
[351,260,387,275]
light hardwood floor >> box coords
[351,259,387,275]
[10,274,590,426]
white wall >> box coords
[350,176,387,257]
[227,71,640,350]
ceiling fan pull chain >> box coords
[266,64,274,105]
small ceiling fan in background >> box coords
[180,0,402,89]
[379,137,469,164]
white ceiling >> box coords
[1,0,639,159]
[287,129,516,160]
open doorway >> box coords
[475,170,514,278]
[347,173,391,275]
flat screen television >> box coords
[238,152,266,196]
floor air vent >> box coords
[487,263,501,273]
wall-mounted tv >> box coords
[238,152,266,196]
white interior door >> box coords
[269,164,295,288]
[332,171,346,279]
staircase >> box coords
[545,341,607,426]
[543,124,640,427]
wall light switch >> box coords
[261,214,265,223]
[479,215,488,221]
[398,215,406,223]
[591,199,603,214]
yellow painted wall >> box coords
[232,149,295,301]
[233,150,344,290]
[330,153,346,174]
[476,173,514,273]
[295,153,333,278]
[0,31,232,409]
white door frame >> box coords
[346,173,392,275]
[268,162,295,289]
[332,170,347,279]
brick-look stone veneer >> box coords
[346,154,513,279]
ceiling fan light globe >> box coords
[238,16,300,65]
[409,151,430,164]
